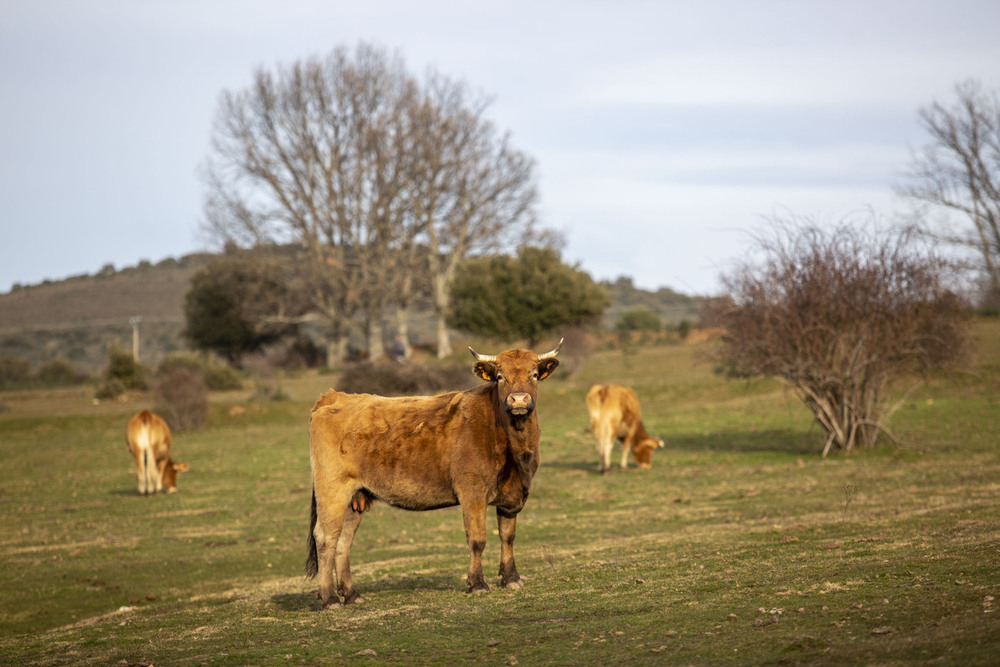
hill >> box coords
[0,255,213,372]
[600,275,699,328]
[0,253,699,374]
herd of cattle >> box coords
[124,339,664,609]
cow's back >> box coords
[612,385,643,428]
[588,383,637,423]
[126,410,171,457]
[310,387,494,510]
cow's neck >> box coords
[633,419,652,442]
[489,386,540,453]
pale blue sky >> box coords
[2,1,998,295]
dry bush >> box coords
[708,214,972,455]
[156,352,243,391]
[558,326,597,378]
[154,367,209,432]
[0,356,32,388]
[34,358,88,386]
[336,361,473,397]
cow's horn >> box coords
[468,346,497,363]
[538,338,564,360]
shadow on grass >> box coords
[667,428,819,456]
[271,573,460,612]
[540,459,594,473]
[548,428,821,475]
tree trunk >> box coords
[367,320,385,361]
[396,305,410,346]
[435,315,452,358]
[325,339,341,370]
[431,273,453,358]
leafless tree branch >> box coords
[706,212,972,455]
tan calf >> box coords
[125,410,186,495]
[586,383,664,473]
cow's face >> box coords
[162,461,188,492]
[470,340,561,418]
[632,437,664,468]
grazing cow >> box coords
[305,339,562,609]
[125,410,186,494]
[586,383,664,473]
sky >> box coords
[2,1,998,297]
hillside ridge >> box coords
[0,252,697,372]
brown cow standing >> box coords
[125,410,186,495]
[306,340,562,609]
[586,383,664,473]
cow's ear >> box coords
[473,361,496,382]
[537,358,559,381]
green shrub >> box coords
[614,306,662,333]
[95,344,147,399]
[677,319,693,340]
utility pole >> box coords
[129,315,142,362]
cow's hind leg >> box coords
[141,448,155,495]
[134,454,148,496]
[497,509,522,589]
[312,483,359,609]
[595,423,613,474]
[334,508,364,604]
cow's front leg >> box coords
[620,440,631,470]
[153,456,168,493]
[458,489,489,593]
[497,509,522,589]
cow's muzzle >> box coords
[506,392,535,416]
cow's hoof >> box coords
[342,590,364,605]
[321,598,343,610]
[502,578,523,590]
[467,582,490,594]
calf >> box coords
[586,383,664,473]
[125,410,186,494]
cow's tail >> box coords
[305,486,318,578]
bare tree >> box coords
[406,75,538,356]
[707,213,970,456]
[897,79,1000,299]
[202,43,539,362]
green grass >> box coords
[2,321,999,665]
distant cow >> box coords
[125,410,186,495]
[586,384,664,473]
[305,339,562,609]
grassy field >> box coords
[1,321,998,665]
